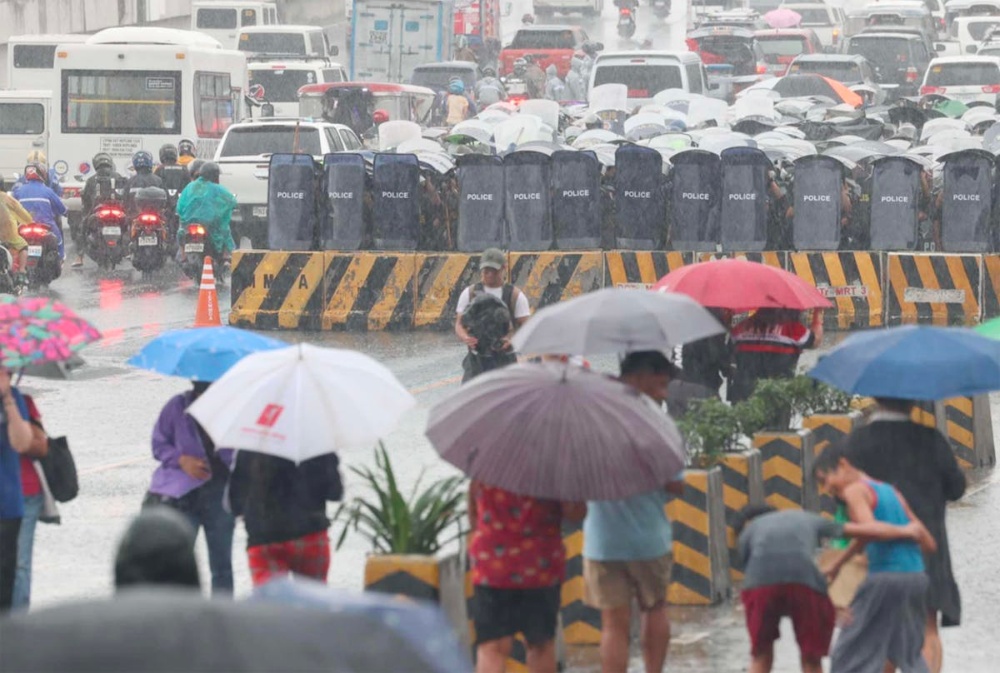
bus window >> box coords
[196,72,235,138]
[0,104,45,134]
[12,44,56,69]
[63,70,180,134]
[242,8,258,26]
[197,8,238,29]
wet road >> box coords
[19,252,1000,672]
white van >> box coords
[248,58,349,117]
[192,2,279,49]
[955,16,1000,54]
[920,55,1000,103]
[0,91,50,183]
[588,51,708,107]
[4,34,87,91]
[237,25,336,59]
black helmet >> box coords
[188,159,206,179]
[482,66,496,77]
[178,138,196,157]
[159,144,179,164]
[199,161,220,184]
[92,152,115,172]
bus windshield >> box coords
[63,70,181,134]
[239,32,306,54]
[0,104,45,134]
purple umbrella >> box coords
[764,8,802,28]
[425,362,685,501]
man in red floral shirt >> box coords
[468,480,585,673]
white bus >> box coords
[51,27,247,216]
[4,34,88,92]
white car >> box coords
[920,55,1000,104]
[248,58,349,117]
[779,3,847,48]
[214,119,363,247]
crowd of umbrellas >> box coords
[4,258,1000,669]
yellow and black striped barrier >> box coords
[603,251,691,288]
[696,251,787,268]
[718,451,765,582]
[788,253,884,330]
[912,400,941,429]
[943,396,996,469]
[229,251,327,330]
[322,252,417,331]
[508,252,604,311]
[982,254,1000,320]
[753,430,817,512]
[886,253,982,326]
[802,412,863,518]
[412,253,482,329]
[364,554,444,602]
[560,521,601,645]
[667,468,730,605]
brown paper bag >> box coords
[817,549,868,608]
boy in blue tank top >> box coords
[814,443,937,673]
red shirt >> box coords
[468,482,565,589]
[18,395,42,497]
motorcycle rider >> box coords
[566,56,588,102]
[475,67,507,106]
[125,151,163,217]
[176,161,237,267]
[522,13,535,26]
[11,164,66,260]
[362,109,391,146]
[187,159,206,181]
[78,153,122,267]
[454,35,477,63]
[154,144,191,195]
[177,138,197,168]
[523,56,547,99]
[446,79,472,125]
[16,151,63,197]
[0,177,30,285]
[544,64,567,101]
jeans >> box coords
[12,494,43,608]
[180,478,235,595]
[0,518,21,611]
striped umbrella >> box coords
[425,362,685,501]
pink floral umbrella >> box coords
[0,296,101,368]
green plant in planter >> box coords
[333,442,467,555]
[678,397,743,467]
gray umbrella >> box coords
[511,287,724,356]
[0,588,452,673]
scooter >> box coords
[129,187,170,280]
[618,7,637,39]
[19,221,62,288]
[85,180,131,271]
[180,222,228,286]
[0,244,17,295]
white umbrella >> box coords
[188,344,415,463]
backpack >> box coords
[461,283,520,354]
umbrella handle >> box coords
[15,368,23,386]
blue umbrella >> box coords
[808,325,1000,400]
[127,326,286,382]
[249,577,472,673]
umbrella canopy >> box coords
[809,326,1000,400]
[188,344,415,463]
[127,326,286,382]
[426,362,685,501]
[0,588,455,673]
[511,288,725,356]
[764,7,802,28]
[652,259,833,311]
[0,296,101,367]
[772,75,863,107]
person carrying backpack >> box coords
[454,248,530,382]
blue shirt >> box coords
[584,487,674,561]
[0,389,31,519]
[866,479,925,574]
[11,180,67,227]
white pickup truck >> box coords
[214,118,363,248]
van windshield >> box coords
[593,64,683,98]
[925,62,1000,85]
[967,19,1000,40]
[219,126,322,157]
[0,103,45,134]
[249,69,318,102]
[240,32,307,55]
[197,8,238,29]
[848,37,911,68]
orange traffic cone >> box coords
[194,256,221,327]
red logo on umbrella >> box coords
[256,404,284,428]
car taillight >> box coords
[920,85,944,95]
[832,28,840,44]
[97,207,124,219]
[756,63,767,75]
[138,213,160,225]
[906,67,918,82]
[187,224,206,237]
[984,85,1000,94]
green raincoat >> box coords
[176,178,238,254]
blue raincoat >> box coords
[176,178,238,254]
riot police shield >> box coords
[941,150,994,253]
[372,153,420,251]
[321,153,367,251]
[267,153,317,251]
[614,144,665,250]
[504,151,553,251]
[720,147,771,252]
[792,155,843,251]
[457,155,505,252]
[669,149,721,252]
[869,156,922,251]
[551,150,601,249]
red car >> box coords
[499,25,591,78]
[755,28,825,77]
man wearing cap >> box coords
[455,248,530,381]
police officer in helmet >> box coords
[78,153,122,267]
[125,150,163,216]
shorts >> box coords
[583,555,672,611]
[473,585,561,646]
[741,584,835,660]
[246,530,331,587]
[830,572,930,673]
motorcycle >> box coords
[502,77,529,106]
[19,221,62,288]
[617,7,637,39]
[650,0,671,18]
[180,222,228,286]
[0,244,16,295]
[129,187,169,280]
[85,180,130,270]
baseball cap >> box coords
[480,248,506,270]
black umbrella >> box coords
[0,589,455,673]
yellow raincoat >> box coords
[0,193,29,251]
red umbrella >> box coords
[651,259,833,311]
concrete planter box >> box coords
[753,428,817,512]
[718,450,765,583]
[667,466,731,605]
